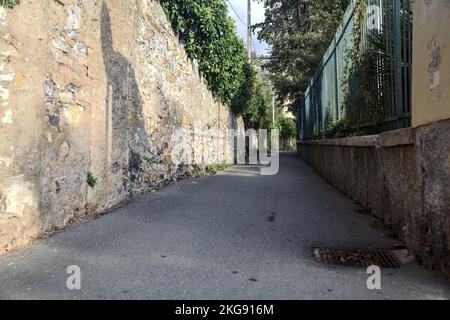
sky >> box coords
[226,0,269,56]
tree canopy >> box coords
[255,0,349,111]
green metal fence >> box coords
[298,0,412,141]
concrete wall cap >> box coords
[378,128,415,147]
[298,135,377,147]
[298,127,416,148]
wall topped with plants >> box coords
[160,0,273,128]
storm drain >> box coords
[313,247,412,268]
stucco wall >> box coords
[412,0,450,127]
[0,0,243,254]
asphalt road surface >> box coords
[0,152,449,299]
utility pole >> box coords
[247,0,252,62]
[272,91,276,123]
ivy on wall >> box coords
[0,0,19,9]
[160,0,266,121]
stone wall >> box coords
[298,125,450,278]
[0,0,244,254]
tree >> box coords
[242,73,273,130]
[255,0,349,112]
[0,0,19,8]
[275,116,297,150]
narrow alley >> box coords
[0,153,448,300]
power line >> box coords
[226,0,247,27]
[247,0,252,61]
[226,0,263,57]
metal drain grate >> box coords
[313,247,407,268]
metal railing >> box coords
[298,0,412,141]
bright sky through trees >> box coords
[226,0,269,55]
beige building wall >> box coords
[412,0,450,127]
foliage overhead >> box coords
[160,0,247,107]
[160,0,275,129]
[255,0,350,111]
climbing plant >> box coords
[0,0,19,9]
[160,0,274,129]
[341,0,391,132]
[160,0,246,107]
[241,72,274,130]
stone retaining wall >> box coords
[298,123,450,278]
[0,0,244,254]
